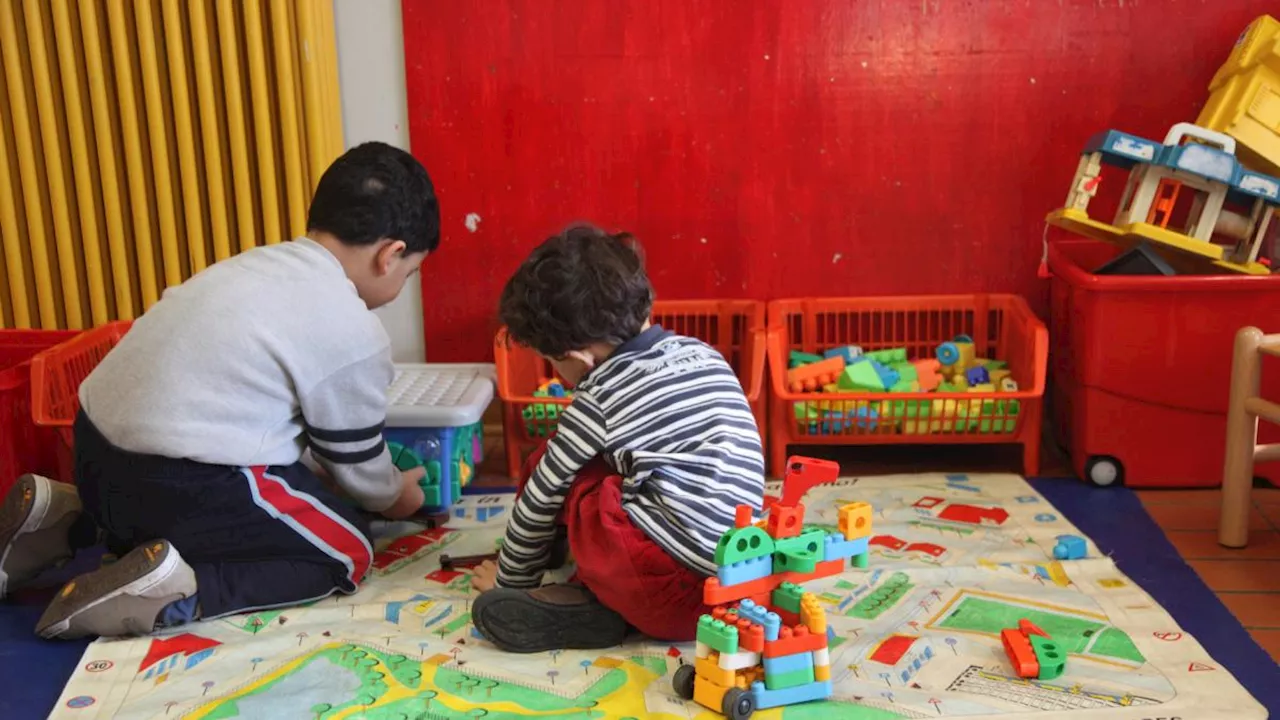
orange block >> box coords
[763,624,827,658]
[913,359,944,391]
[766,503,805,539]
[1001,628,1039,678]
[739,622,765,653]
[814,663,831,682]
[787,357,846,393]
[1019,618,1050,638]
[697,653,737,687]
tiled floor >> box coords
[475,419,1280,661]
[1137,486,1280,662]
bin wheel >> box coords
[672,664,696,700]
[723,687,755,720]
[1084,456,1123,487]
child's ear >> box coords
[565,349,596,371]
[374,239,408,276]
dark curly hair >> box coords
[307,141,441,254]
[499,225,654,357]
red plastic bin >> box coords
[1049,239,1280,487]
[0,330,80,495]
[30,322,133,463]
[766,295,1047,479]
[495,300,767,479]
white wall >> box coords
[333,0,426,362]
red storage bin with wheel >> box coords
[1049,239,1280,487]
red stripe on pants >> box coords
[519,446,708,641]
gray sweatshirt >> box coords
[79,238,402,512]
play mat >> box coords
[48,473,1264,719]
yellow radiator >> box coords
[0,0,344,330]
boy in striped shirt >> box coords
[471,225,765,652]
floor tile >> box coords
[1261,503,1280,528]
[1166,530,1280,560]
[1255,488,1280,506]
[1249,629,1280,663]
[1188,560,1280,592]
[1137,489,1223,506]
[1221,593,1280,629]
[1144,503,1271,532]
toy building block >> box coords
[968,383,996,393]
[762,649,813,677]
[824,345,863,365]
[837,361,886,391]
[778,456,841,507]
[1001,627,1039,678]
[865,348,907,365]
[965,366,990,385]
[983,359,1008,370]
[715,525,776,565]
[771,582,805,614]
[838,502,873,539]
[936,340,976,369]
[787,356,846,392]
[799,594,826,635]
[695,640,712,658]
[737,600,782,641]
[738,621,766,653]
[912,358,944,391]
[999,377,1019,392]
[698,615,740,654]
[763,624,826,657]
[789,350,824,368]
[1018,618,1049,638]
[763,663,814,690]
[823,533,870,567]
[765,504,806,539]
[1052,534,1087,560]
[775,529,825,558]
[1029,634,1065,680]
[813,647,830,667]
[718,649,763,670]
[693,675,731,713]
[718,556,773,587]
[750,679,832,709]
[951,374,970,390]
[814,663,831,682]
[697,652,739,687]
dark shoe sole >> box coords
[471,588,628,653]
[36,540,181,639]
[0,475,77,597]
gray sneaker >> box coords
[0,474,83,598]
[36,539,197,639]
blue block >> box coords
[823,345,863,365]
[750,680,833,710]
[717,556,772,587]
[823,533,869,561]
[870,360,900,389]
[738,600,782,641]
[1052,534,1087,560]
[763,651,813,676]
[545,383,566,397]
[854,406,879,430]
[965,366,990,385]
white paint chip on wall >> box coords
[465,213,482,233]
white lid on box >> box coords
[387,363,495,427]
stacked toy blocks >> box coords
[673,457,873,719]
[522,378,570,437]
[1001,618,1066,680]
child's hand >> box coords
[380,466,427,520]
[471,560,499,593]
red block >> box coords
[763,625,827,658]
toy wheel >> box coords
[1084,456,1123,487]
[672,664,696,700]
[936,342,960,366]
[722,688,755,720]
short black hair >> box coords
[307,141,440,254]
[499,225,654,357]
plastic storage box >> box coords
[385,364,494,509]
[766,295,1047,479]
[1049,239,1280,487]
[495,300,766,479]
[0,330,79,495]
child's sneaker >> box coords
[36,539,196,639]
[0,474,83,598]
[471,584,628,653]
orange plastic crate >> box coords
[0,330,80,494]
[31,322,133,456]
[766,295,1047,478]
[495,300,767,479]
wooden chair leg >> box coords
[1220,327,1263,548]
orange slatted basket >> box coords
[495,300,767,479]
[766,295,1047,478]
[30,321,134,465]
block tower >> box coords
[672,456,873,720]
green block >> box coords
[837,362,885,391]
[789,350,824,368]
[771,582,806,614]
[387,442,423,471]
[893,362,918,384]
[889,380,915,393]
[696,615,739,654]
[765,664,815,690]
[1030,634,1065,680]
[938,382,960,392]
[773,530,824,573]
[793,403,820,421]
[983,359,1008,370]
[865,348,907,365]
[775,529,825,556]
[714,525,776,565]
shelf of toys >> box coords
[764,295,1047,480]
[494,299,766,479]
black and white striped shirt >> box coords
[496,326,765,588]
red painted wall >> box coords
[402,0,1273,361]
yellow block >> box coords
[800,594,827,635]
[989,368,1011,385]
[696,653,736,688]
[694,674,730,710]
[814,664,831,682]
[838,502,873,540]
[968,383,995,393]
[1196,15,1280,176]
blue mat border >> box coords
[1,480,1276,717]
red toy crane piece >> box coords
[772,456,841,510]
